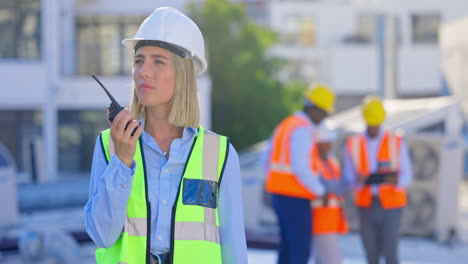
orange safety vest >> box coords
[310,147,349,234]
[347,131,407,209]
[265,114,317,199]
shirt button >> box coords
[122,184,128,189]
[157,235,162,241]
[163,169,169,174]
[162,200,167,205]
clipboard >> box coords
[364,171,397,185]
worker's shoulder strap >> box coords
[388,130,404,171]
[277,114,309,132]
[347,133,363,165]
[99,129,115,164]
[198,127,230,186]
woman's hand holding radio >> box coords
[108,109,143,168]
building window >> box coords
[0,111,42,180]
[412,13,440,44]
[58,110,108,173]
[0,0,41,59]
[281,14,316,46]
[76,16,145,76]
[278,59,318,83]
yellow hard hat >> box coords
[362,95,386,126]
[304,84,335,114]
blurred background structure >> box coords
[1,0,468,263]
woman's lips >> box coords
[138,84,154,91]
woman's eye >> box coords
[134,59,143,64]
[155,60,165,65]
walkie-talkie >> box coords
[92,75,125,123]
[92,75,138,135]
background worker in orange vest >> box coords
[265,84,339,264]
[342,96,413,264]
[311,123,348,264]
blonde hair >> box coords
[130,53,200,128]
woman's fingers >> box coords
[111,110,125,130]
[132,125,144,139]
[114,110,133,134]
[124,120,141,139]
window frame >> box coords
[0,0,41,60]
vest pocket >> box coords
[379,185,407,209]
[182,178,218,209]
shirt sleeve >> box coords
[261,138,272,176]
[290,126,325,196]
[84,136,136,248]
[342,143,361,189]
[218,143,248,264]
[397,139,413,189]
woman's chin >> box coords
[137,97,156,106]
[139,100,169,109]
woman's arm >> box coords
[218,143,248,264]
[84,136,136,248]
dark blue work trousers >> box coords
[272,194,312,264]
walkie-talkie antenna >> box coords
[92,74,122,108]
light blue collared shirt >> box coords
[342,129,413,194]
[84,126,247,264]
[263,111,326,196]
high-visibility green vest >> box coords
[95,126,228,264]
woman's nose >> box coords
[139,62,151,78]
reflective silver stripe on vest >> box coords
[310,197,342,208]
[389,133,398,171]
[203,132,220,181]
[269,162,293,173]
[124,217,147,237]
[204,207,216,225]
[119,262,128,264]
[350,135,361,170]
[174,221,220,244]
[203,133,221,225]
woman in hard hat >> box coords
[264,83,340,264]
[310,123,348,264]
[342,96,412,264]
[84,7,247,264]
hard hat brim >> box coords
[121,38,207,76]
[122,38,139,48]
[304,99,334,114]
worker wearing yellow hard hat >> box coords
[362,95,386,126]
[342,95,413,264]
[264,83,340,264]
[304,84,335,115]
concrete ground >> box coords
[2,234,468,264]
[1,182,468,263]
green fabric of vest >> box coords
[95,129,149,264]
[94,127,228,264]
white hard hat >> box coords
[316,123,337,143]
[122,7,207,75]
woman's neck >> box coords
[144,108,183,140]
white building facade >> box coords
[268,0,468,97]
[0,0,211,182]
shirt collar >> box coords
[183,126,198,139]
[363,128,385,141]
